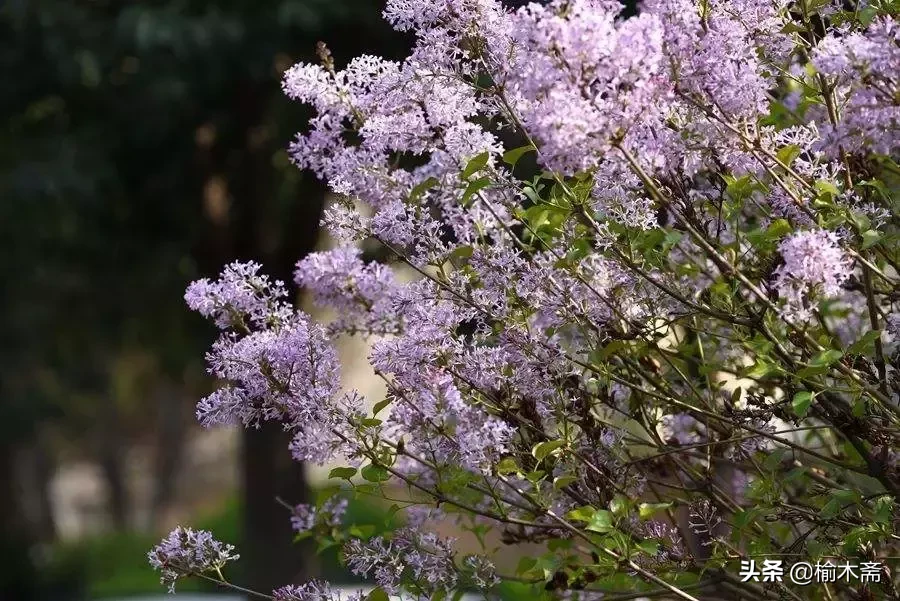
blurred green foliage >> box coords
[46,491,403,599]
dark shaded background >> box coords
[0,1,407,598]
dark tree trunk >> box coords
[151,383,189,528]
[241,424,316,592]
[0,439,38,600]
[99,400,129,530]
[22,432,59,542]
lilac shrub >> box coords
[152,0,900,599]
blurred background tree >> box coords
[0,1,407,598]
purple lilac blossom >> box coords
[273,581,365,601]
[163,1,900,598]
[148,527,239,593]
[295,246,400,334]
[185,261,290,330]
[773,229,852,322]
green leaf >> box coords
[792,391,814,419]
[833,489,861,504]
[516,556,537,575]
[329,466,358,480]
[849,211,871,232]
[859,178,890,200]
[638,502,672,520]
[361,464,390,483]
[609,495,629,516]
[776,144,802,167]
[525,470,546,483]
[564,506,595,522]
[547,539,573,552]
[372,398,392,416]
[496,457,519,475]
[785,466,807,482]
[725,175,756,201]
[815,179,840,197]
[461,176,491,205]
[766,218,792,240]
[553,474,577,489]
[861,229,882,249]
[821,498,841,519]
[597,340,626,361]
[733,508,761,529]
[847,330,881,356]
[503,145,535,167]
[409,177,439,202]
[367,588,390,601]
[796,365,828,378]
[316,537,339,554]
[449,245,474,263]
[809,349,843,367]
[798,349,844,377]
[462,152,490,179]
[873,496,893,524]
[637,540,659,556]
[348,524,376,538]
[523,186,542,205]
[586,509,613,533]
[532,440,565,461]
[746,358,778,379]
[763,448,789,471]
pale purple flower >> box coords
[274,581,364,601]
[185,261,290,330]
[504,0,670,173]
[661,413,702,446]
[295,247,399,334]
[321,203,370,242]
[812,18,900,158]
[395,528,458,592]
[148,527,239,593]
[774,229,852,322]
[688,500,723,546]
[343,528,459,595]
[198,315,341,428]
[729,418,774,460]
[169,3,900,599]
[463,555,499,590]
[344,537,405,594]
[592,163,658,230]
[290,504,317,534]
[641,521,686,563]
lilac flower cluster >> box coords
[343,528,470,595]
[186,262,365,466]
[148,527,238,593]
[274,581,364,601]
[157,1,900,599]
[812,18,900,157]
[295,247,400,334]
[291,495,349,534]
[774,229,851,322]
[185,261,290,330]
